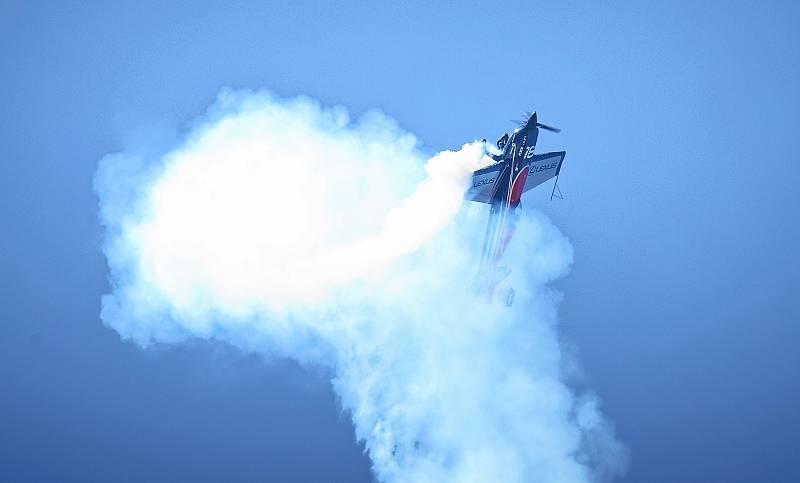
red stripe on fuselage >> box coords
[508,165,529,205]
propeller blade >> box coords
[536,122,561,133]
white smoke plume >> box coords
[95,89,626,482]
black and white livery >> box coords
[465,111,566,306]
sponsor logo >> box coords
[531,161,559,173]
[473,177,496,188]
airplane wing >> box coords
[522,151,565,194]
[465,162,506,203]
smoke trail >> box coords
[95,89,626,482]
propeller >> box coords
[512,111,562,133]
[536,122,561,133]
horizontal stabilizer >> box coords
[505,287,515,307]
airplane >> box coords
[465,111,566,306]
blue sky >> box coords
[1,1,799,482]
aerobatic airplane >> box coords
[465,111,566,306]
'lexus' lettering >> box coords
[531,162,558,173]
[473,177,496,188]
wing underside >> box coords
[521,151,565,194]
[465,151,565,204]
[465,163,505,203]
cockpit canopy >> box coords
[496,133,509,151]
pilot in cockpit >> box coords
[482,133,510,162]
